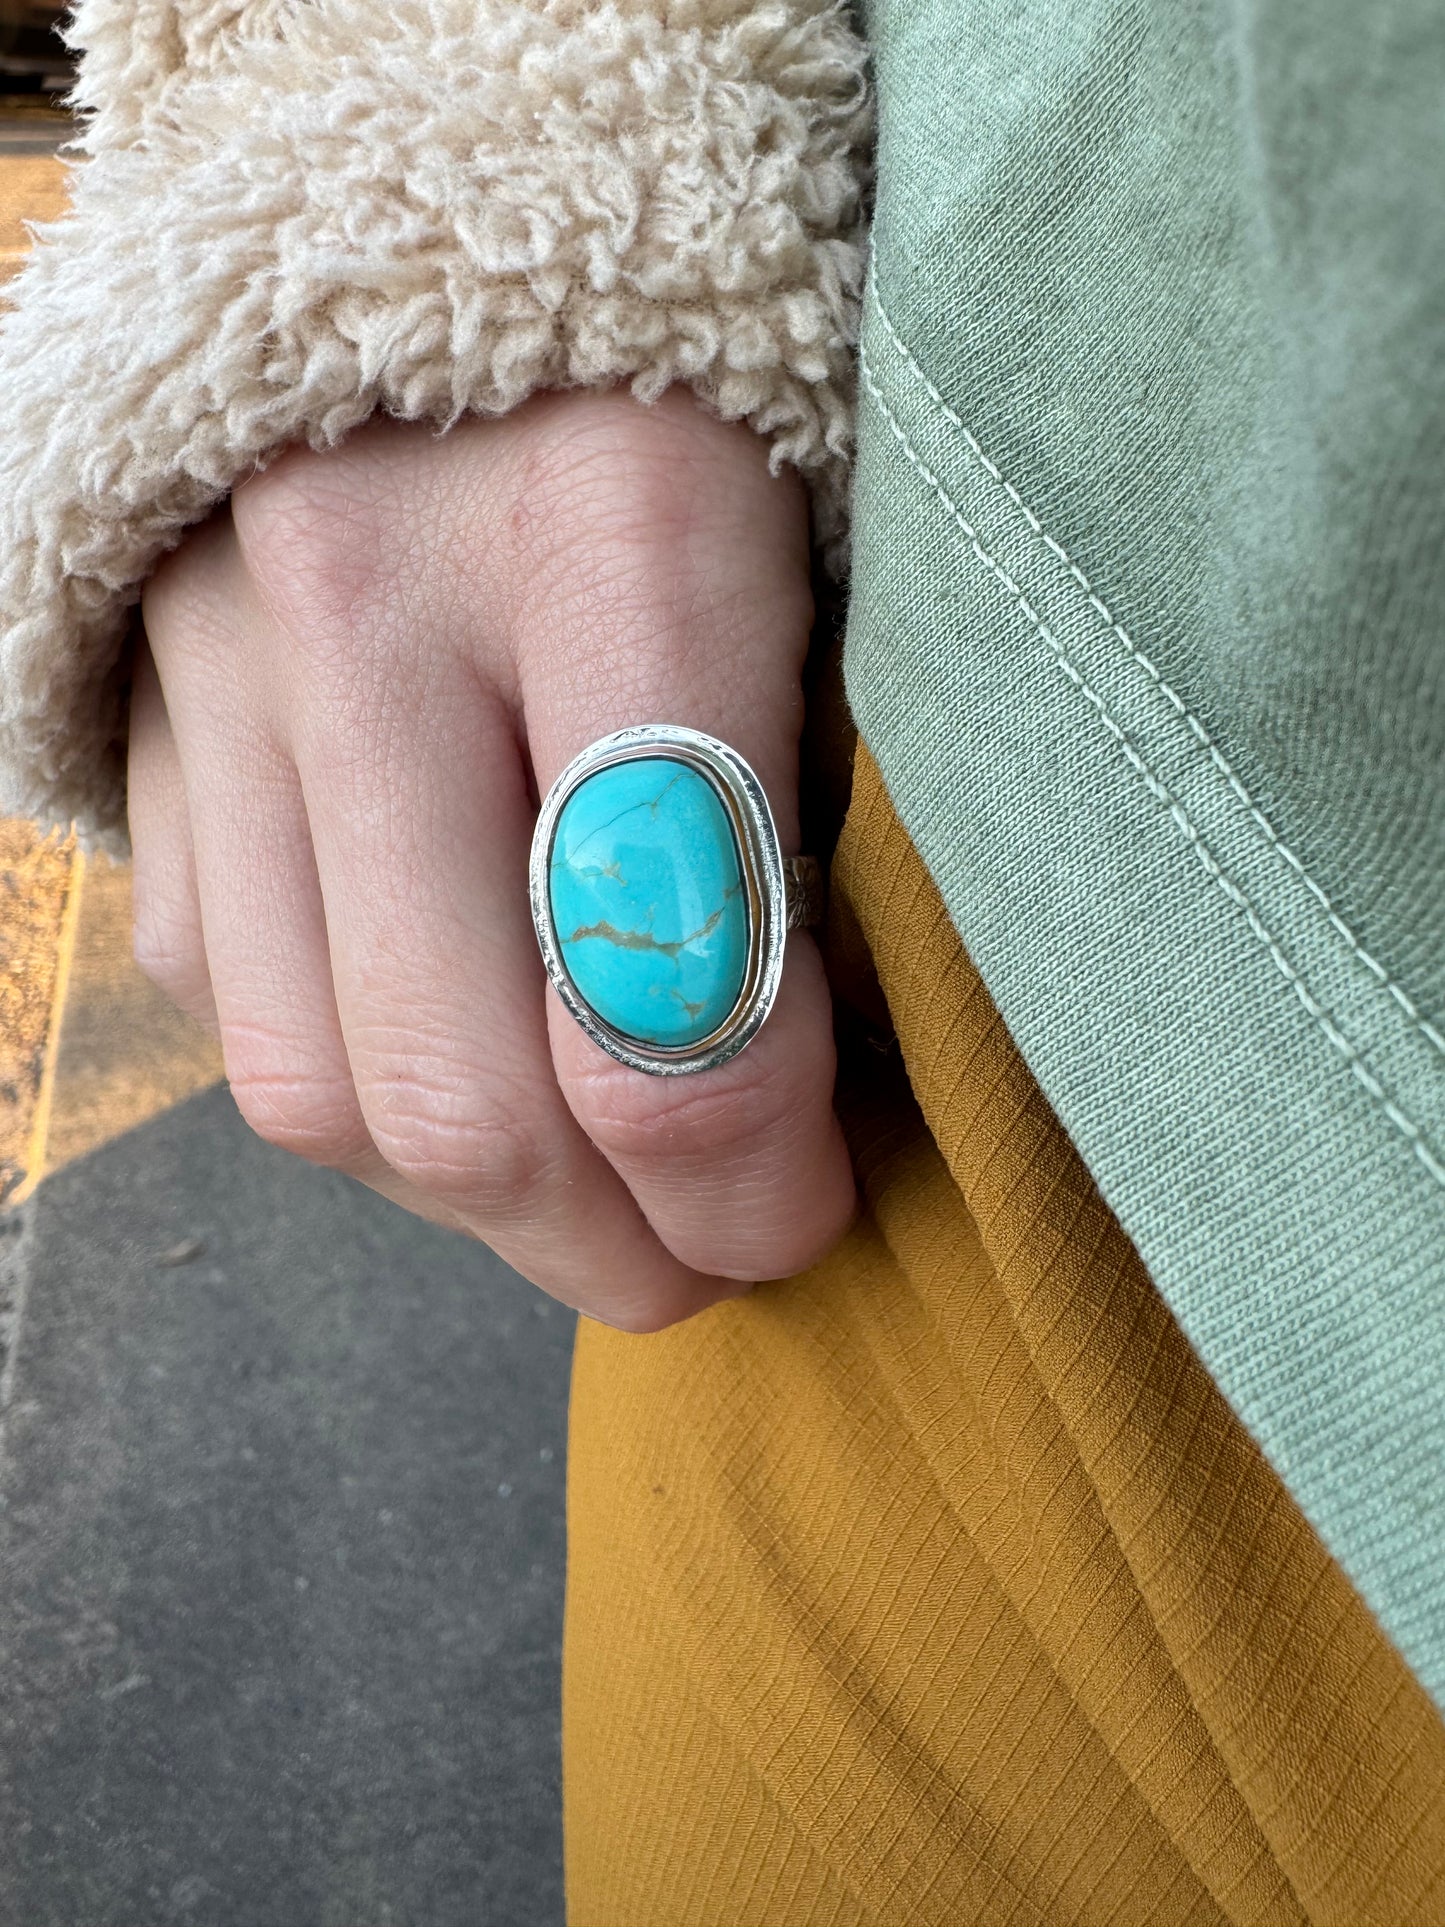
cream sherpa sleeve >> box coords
[0,0,871,849]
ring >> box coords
[529,724,823,1076]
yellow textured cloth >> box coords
[563,739,1445,1927]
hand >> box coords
[129,386,857,1330]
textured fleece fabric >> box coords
[844,0,1445,1706]
[0,0,870,848]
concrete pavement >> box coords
[0,1084,573,1927]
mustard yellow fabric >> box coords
[563,737,1445,1927]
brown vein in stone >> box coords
[564,905,726,957]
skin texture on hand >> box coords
[129,386,857,1330]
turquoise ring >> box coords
[529,725,823,1076]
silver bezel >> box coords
[529,725,787,1076]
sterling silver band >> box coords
[530,724,821,1076]
[782,854,825,931]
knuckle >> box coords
[232,450,396,640]
[131,898,212,1021]
[226,1034,369,1165]
[132,933,203,1010]
[568,1048,803,1170]
[512,410,701,557]
[361,1072,552,1212]
[501,397,723,597]
[130,897,194,991]
[502,396,812,673]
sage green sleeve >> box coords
[850,0,1445,1706]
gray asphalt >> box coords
[0,1082,573,1927]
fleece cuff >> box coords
[0,0,871,848]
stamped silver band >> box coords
[529,725,822,1076]
[782,854,825,931]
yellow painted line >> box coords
[10,851,83,1206]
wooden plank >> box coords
[44,854,225,1178]
[0,148,65,279]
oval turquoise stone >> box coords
[548,757,750,1049]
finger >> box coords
[144,550,390,1167]
[545,943,854,1282]
[127,637,220,1034]
[515,396,857,1280]
[284,638,738,1330]
[145,553,510,1241]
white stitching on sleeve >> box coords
[858,344,1445,1194]
[866,260,1445,1068]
